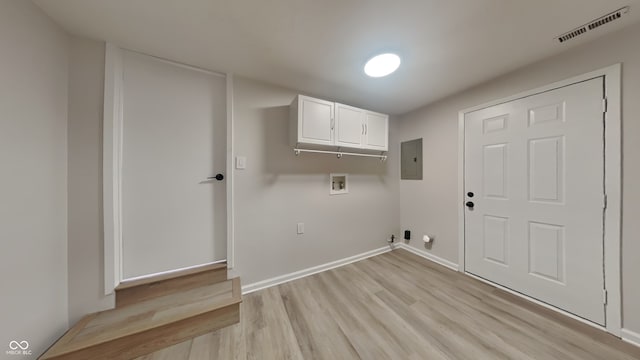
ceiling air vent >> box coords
[557,6,630,43]
[558,27,587,43]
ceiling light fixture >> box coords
[364,53,401,78]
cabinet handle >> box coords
[365,124,368,134]
[362,124,365,134]
[331,119,335,130]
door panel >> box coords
[483,215,509,266]
[483,144,508,199]
[483,115,508,133]
[121,50,226,279]
[528,222,565,283]
[528,102,565,126]
[464,77,605,325]
[335,104,364,147]
[529,136,564,203]
[364,112,388,150]
[299,96,334,145]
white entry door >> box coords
[121,50,227,279]
[464,77,605,325]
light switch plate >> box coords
[235,156,246,170]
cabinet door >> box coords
[335,103,365,148]
[298,96,334,146]
[364,111,388,151]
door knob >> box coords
[208,173,224,181]
[467,192,474,198]
[465,201,474,208]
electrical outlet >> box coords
[297,222,305,234]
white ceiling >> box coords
[34,0,640,115]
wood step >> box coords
[115,262,228,308]
[40,277,241,360]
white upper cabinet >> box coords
[335,103,366,148]
[364,111,389,150]
[290,95,388,152]
[290,95,334,146]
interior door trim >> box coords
[102,43,234,295]
[457,64,621,336]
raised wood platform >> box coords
[115,262,228,308]
[40,263,241,360]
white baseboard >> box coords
[394,243,459,271]
[120,259,226,283]
[622,328,640,348]
[241,245,394,294]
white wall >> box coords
[398,22,640,335]
[63,60,400,319]
[67,37,114,324]
[230,77,400,285]
[0,0,70,357]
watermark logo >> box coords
[6,341,31,356]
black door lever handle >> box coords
[208,173,224,181]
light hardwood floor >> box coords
[137,249,640,360]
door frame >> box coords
[102,43,235,294]
[457,64,621,335]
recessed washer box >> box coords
[330,173,348,195]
